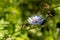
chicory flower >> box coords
[28,15,44,25]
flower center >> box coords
[33,19,38,23]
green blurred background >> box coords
[0,0,60,40]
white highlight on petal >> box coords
[29,17,33,22]
[34,15,38,19]
[28,17,33,24]
[28,20,32,24]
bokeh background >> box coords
[0,0,60,40]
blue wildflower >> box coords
[28,15,44,25]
